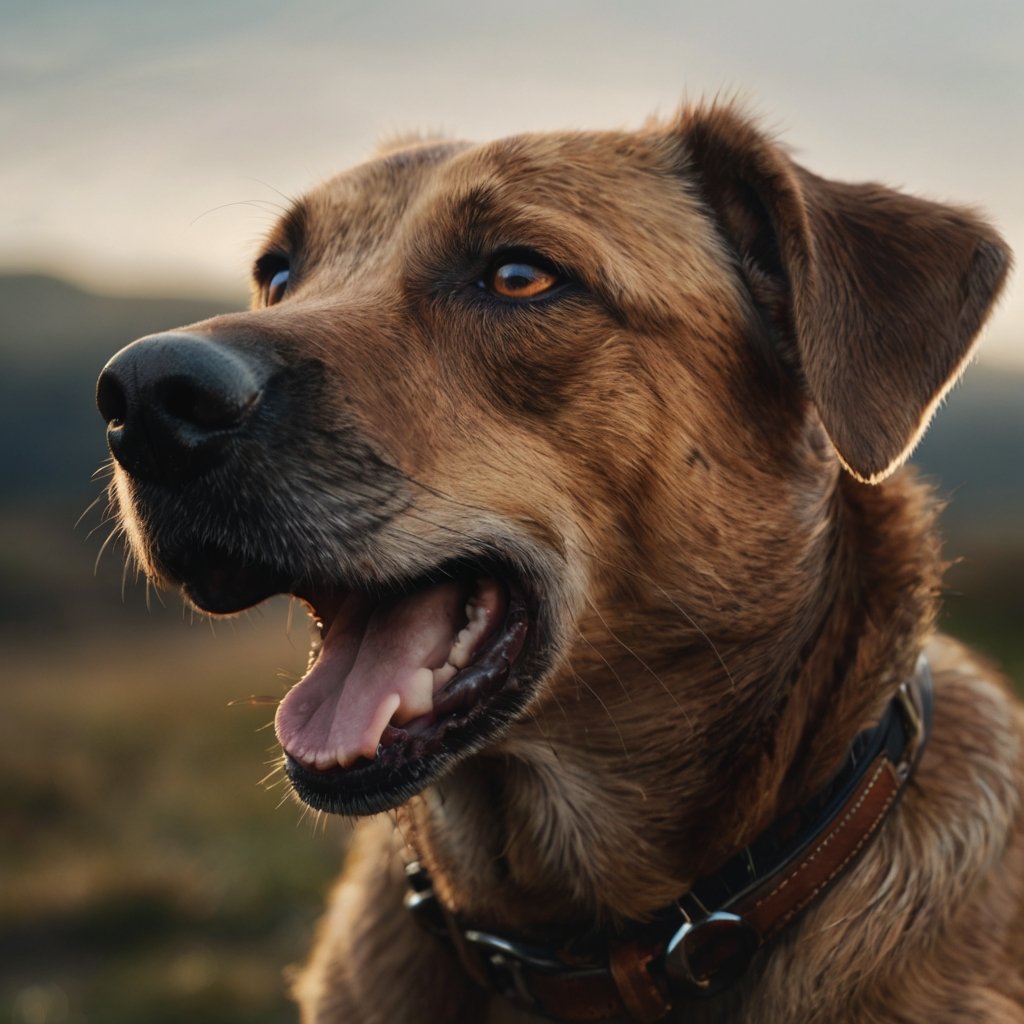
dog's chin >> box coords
[152,539,551,816]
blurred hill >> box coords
[0,273,246,503]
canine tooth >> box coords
[433,663,458,688]
[389,669,434,727]
[448,628,474,669]
[407,667,435,713]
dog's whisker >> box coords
[90,458,116,482]
[544,687,571,728]
[189,198,291,228]
[120,557,132,603]
[568,666,629,758]
[145,576,158,611]
[93,525,122,576]
[285,596,298,641]
[258,765,287,788]
[582,592,689,724]
[84,511,120,541]
[75,492,107,531]
[391,811,417,857]
[310,808,327,837]
[238,176,298,208]
[603,558,739,694]
[576,630,633,704]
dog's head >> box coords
[97,106,1009,825]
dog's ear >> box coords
[679,105,1012,483]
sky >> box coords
[3,0,1022,366]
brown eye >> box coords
[488,261,559,299]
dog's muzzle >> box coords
[94,329,555,818]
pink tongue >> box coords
[274,581,465,769]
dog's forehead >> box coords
[304,130,680,217]
[286,141,467,257]
[287,130,692,255]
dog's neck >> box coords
[400,469,941,934]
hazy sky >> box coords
[3,0,1022,365]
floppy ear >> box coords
[679,105,1012,483]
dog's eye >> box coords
[266,268,290,306]
[254,252,291,306]
[484,259,560,300]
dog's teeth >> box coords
[433,662,458,687]
[449,579,502,671]
[403,668,435,718]
[448,628,474,669]
[465,578,500,618]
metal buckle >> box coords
[462,929,574,1012]
[463,928,571,973]
[403,861,448,938]
[664,912,760,996]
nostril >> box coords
[154,375,260,431]
[96,370,128,428]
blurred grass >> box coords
[0,613,352,1024]
[940,539,1024,688]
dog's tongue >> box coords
[274,581,465,769]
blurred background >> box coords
[2,1,1021,1021]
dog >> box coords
[96,103,1023,1023]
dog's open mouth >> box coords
[276,565,531,814]
[162,545,538,815]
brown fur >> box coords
[109,104,1023,1022]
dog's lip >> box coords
[162,543,293,615]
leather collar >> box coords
[405,655,933,1022]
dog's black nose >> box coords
[97,332,265,483]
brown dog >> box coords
[97,103,1023,1023]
